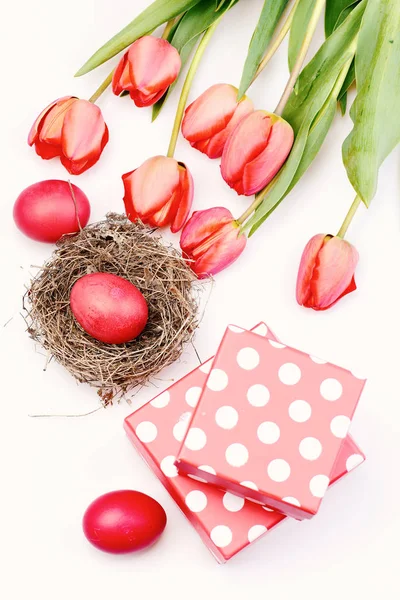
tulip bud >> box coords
[180,207,246,278]
[181,84,254,159]
[122,156,193,233]
[296,234,359,311]
[112,36,181,107]
[221,109,294,195]
[28,97,109,175]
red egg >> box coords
[70,272,148,344]
[13,179,90,243]
[82,490,167,554]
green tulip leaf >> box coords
[244,1,366,235]
[342,0,400,206]
[238,0,290,99]
[288,0,315,73]
[75,0,203,76]
[325,0,360,37]
[152,0,239,120]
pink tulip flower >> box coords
[28,97,109,175]
[180,207,246,278]
[221,109,294,195]
[181,84,254,158]
[112,36,181,107]
[122,155,193,233]
[296,234,359,311]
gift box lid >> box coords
[124,323,365,562]
[175,326,366,520]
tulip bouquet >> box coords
[28,0,400,311]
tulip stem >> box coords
[166,19,221,158]
[88,70,114,103]
[337,195,362,239]
[274,0,325,116]
[252,0,302,84]
[162,18,176,40]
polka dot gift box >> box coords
[124,323,365,563]
[175,326,366,520]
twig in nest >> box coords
[24,214,200,405]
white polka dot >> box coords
[198,465,216,475]
[247,384,270,407]
[215,406,239,429]
[150,390,170,408]
[257,421,280,444]
[248,525,267,542]
[267,459,291,482]
[346,453,364,472]
[160,455,178,478]
[223,492,245,512]
[228,325,244,333]
[253,323,268,336]
[237,347,260,370]
[288,400,312,422]
[199,359,213,374]
[310,355,327,364]
[330,415,351,438]
[309,474,329,498]
[278,363,301,385]
[184,427,207,450]
[351,371,366,380]
[185,490,208,512]
[320,378,343,401]
[185,386,202,407]
[210,525,233,548]
[135,421,158,443]
[268,340,286,349]
[299,437,322,461]
[173,420,189,442]
[240,481,258,490]
[225,443,249,467]
[207,368,229,391]
[282,496,301,507]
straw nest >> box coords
[25,213,199,404]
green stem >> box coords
[252,0,302,84]
[162,18,176,40]
[337,195,361,239]
[166,20,221,158]
[274,0,326,115]
[88,70,114,103]
[236,181,276,226]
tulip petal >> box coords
[171,164,194,233]
[221,111,272,194]
[296,234,326,305]
[112,51,133,96]
[122,156,180,219]
[33,139,62,160]
[60,100,108,173]
[242,117,294,195]
[312,237,359,309]
[192,222,247,278]
[180,207,234,253]
[182,84,239,143]
[28,96,74,146]
[205,96,254,159]
[130,88,167,108]
[128,37,181,105]
[38,97,78,146]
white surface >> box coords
[1,1,400,598]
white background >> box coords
[1,1,400,598]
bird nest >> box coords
[25,213,199,405]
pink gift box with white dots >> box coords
[124,323,365,562]
[176,326,366,520]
